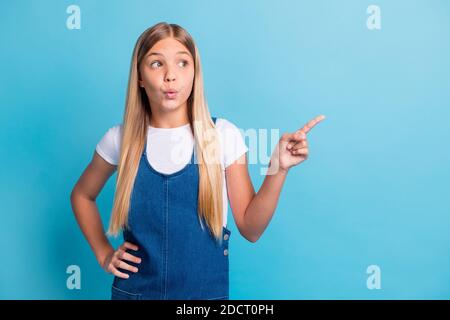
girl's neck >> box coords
[148,107,189,129]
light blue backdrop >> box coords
[1,0,449,299]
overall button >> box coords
[223,249,228,256]
[223,234,229,241]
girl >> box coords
[70,22,325,300]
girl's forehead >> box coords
[149,38,191,56]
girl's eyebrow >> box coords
[146,51,191,58]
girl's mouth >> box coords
[163,90,178,99]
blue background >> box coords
[1,0,449,299]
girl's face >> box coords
[139,38,195,114]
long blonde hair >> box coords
[107,22,224,243]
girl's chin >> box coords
[160,101,183,110]
[162,99,179,105]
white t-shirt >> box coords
[95,118,248,228]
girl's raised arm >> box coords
[226,115,325,242]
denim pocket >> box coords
[111,285,142,300]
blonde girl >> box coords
[70,22,325,300]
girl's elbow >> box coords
[242,232,260,243]
[247,237,258,243]
[238,220,260,243]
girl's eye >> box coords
[150,61,162,68]
[150,60,189,69]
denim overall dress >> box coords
[111,117,231,300]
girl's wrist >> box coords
[97,245,115,270]
[268,159,289,176]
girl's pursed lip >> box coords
[164,92,177,99]
[163,88,178,93]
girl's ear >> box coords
[138,70,144,87]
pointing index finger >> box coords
[298,114,326,134]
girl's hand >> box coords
[102,242,142,279]
[268,115,325,174]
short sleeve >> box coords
[95,124,122,165]
[216,118,248,168]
